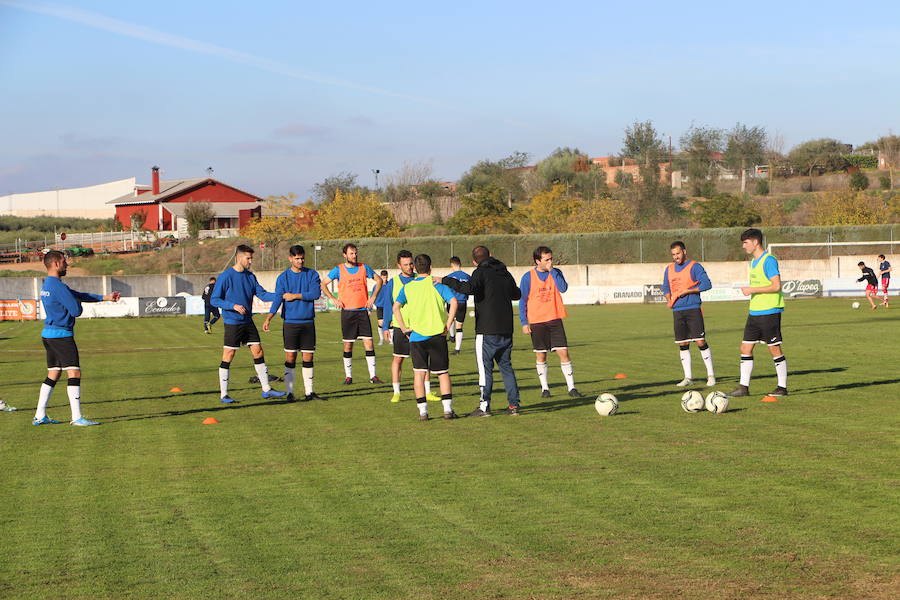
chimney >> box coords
[151,166,160,195]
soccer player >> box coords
[877,254,891,307]
[321,243,383,384]
[444,256,470,354]
[262,245,325,402]
[32,250,120,426]
[437,246,522,416]
[392,254,459,421]
[375,269,389,345]
[728,229,788,398]
[857,261,880,310]
[201,276,220,333]
[519,246,583,398]
[662,241,715,388]
[211,244,287,403]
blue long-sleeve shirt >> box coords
[518,268,568,325]
[268,267,321,324]
[661,261,712,311]
[40,276,103,338]
[379,273,417,331]
[211,267,277,324]
[444,269,470,303]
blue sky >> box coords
[1,0,899,199]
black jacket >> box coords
[442,257,521,335]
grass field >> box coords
[0,301,897,599]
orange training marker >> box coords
[202,417,219,424]
[614,373,627,380]
[761,395,778,403]
[170,387,183,393]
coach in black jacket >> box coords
[439,245,522,416]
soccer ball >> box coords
[851,301,860,309]
[469,310,475,317]
[595,393,618,416]
[705,390,729,413]
[681,390,704,412]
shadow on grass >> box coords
[105,396,300,422]
[797,377,900,394]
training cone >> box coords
[614,373,627,380]
[170,387,183,393]
[202,417,219,424]
[761,395,779,403]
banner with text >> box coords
[138,296,187,317]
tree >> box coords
[312,172,360,204]
[447,184,518,234]
[724,123,767,193]
[810,191,887,226]
[849,171,869,191]
[130,208,147,230]
[183,200,215,238]
[678,124,724,196]
[533,148,607,199]
[518,185,581,233]
[312,189,399,238]
[621,120,666,163]
[567,196,636,233]
[787,139,848,190]
[457,152,530,205]
[620,120,675,220]
[383,160,434,203]
[877,133,900,189]
[694,193,760,228]
[240,195,316,244]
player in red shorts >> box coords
[857,261,879,310]
[877,254,891,307]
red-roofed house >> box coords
[110,167,262,233]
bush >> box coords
[843,154,878,169]
[880,174,892,190]
[755,179,770,195]
[693,193,760,228]
[849,171,870,191]
[698,180,717,198]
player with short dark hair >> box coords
[728,229,788,397]
[392,253,459,420]
[877,254,890,307]
[211,245,286,403]
[32,250,121,426]
[374,269,390,345]
[662,241,715,387]
[202,276,220,333]
[444,256,470,354]
[262,245,324,402]
[857,261,879,310]
[519,246,582,398]
[320,243,383,384]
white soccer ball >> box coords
[851,301,860,309]
[595,393,618,416]
[705,390,729,413]
[681,390,704,412]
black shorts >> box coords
[43,337,80,370]
[446,302,467,324]
[376,306,384,321]
[392,326,410,357]
[341,310,373,342]
[283,322,316,353]
[673,308,706,343]
[410,334,450,374]
[224,321,261,349]
[530,319,568,353]
[742,312,783,346]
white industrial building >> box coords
[0,178,134,219]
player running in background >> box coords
[662,241,715,388]
[728,229,788,398]
[375,270,389,345]
[33,250,120,426]
[262,245,324,402]
[444,256,470,354]
[519,246,583,398]
[211,244,286,403]
[321,243,383,385]
[877,254,891,307]
[202,276,220,333]
[857,261,880,310]
[392,254,459,421]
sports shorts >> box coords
[376,306,384,321]
[529,319,568,353]
[866,283,878,294]
[392,326,410,358]
[224,321,261,349]
[447,302,467,324]
[742,312,783,346]
[341,310,373,342]
[672,308,706,344]
[283,322,316,353]
[410,334,450,374]
[43,337,80,370]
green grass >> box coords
[0,301,897,599]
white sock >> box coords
[560,362,575,390]
[302,366,314,395]
[67,383,82,421]
[739,355,753,387]
[35,381,54,420]
[254,362,271,392]
[219,367,230,398]
[479,398,489,412]
[343,355,352,378]
[442,398,453,413]
[392,381,401,394]
[283,367,295,395]
[365,353,376,378]
[679,348,692,379]
[774,356,788,388]
[424,378,432,396]
[700,347,714,377]
[417,401,428,416]
[536,362,549,390]
[455,331,463,351]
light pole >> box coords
[372,169,380,189]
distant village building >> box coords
[0,178,134,219]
